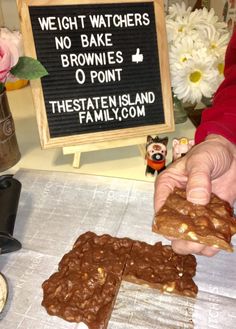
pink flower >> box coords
[0,38,20,83]
[0,28,23,56]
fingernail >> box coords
[188,188,210,204]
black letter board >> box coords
[18,0,174,148]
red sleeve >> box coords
[195,31,236,145]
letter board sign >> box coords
[18,0,174,148]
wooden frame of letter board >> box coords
[17,0,174,149]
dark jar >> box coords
[0,89,21,172]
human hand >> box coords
[154,134,236,256]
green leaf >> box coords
[10,56,48,80]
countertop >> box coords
[1,168,236,329]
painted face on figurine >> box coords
[172,137,195,162]
[146,142,167,162]
[145,136,168,176]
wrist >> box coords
[205,134,235,152]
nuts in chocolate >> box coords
[42,231,198,329]
[153,187,236,251]
[123,240,197,297]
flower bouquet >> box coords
[0,27,48,93]
[0,27,48,171]
[166,2,230,122]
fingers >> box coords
[171,240,203,255]
[154,158,187,212]
[154,181,173,213]
[154,136,234,258]
[171,239,220,257]
[185,136,234,205]
[186,168,212,205]
[154,165,187,212]
[184,145,212,204]
[200,245,220,257]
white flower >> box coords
[200,7,228,34]
[168,2,192,19]
[166,2,230,104]
[171,54,218,104]
[213,56,226,86]
[169,37,204,69]
[166,8,201,43]
[204,27,229,58]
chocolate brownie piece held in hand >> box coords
[153,187,236,252]
[123,240,198,297]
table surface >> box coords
[1,88,236,328]
[5,85,196,181]
[1,169,236,329]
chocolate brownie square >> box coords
[42,231,198,328]
[42,232,133,328]
[123,240,198,297]
[153,188,236,251]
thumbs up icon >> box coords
[132,48,143,63]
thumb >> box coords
[186,165,212,205]
[185,136,233,205]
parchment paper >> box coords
[0,169,235,329]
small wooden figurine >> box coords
[145,135,168,176]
